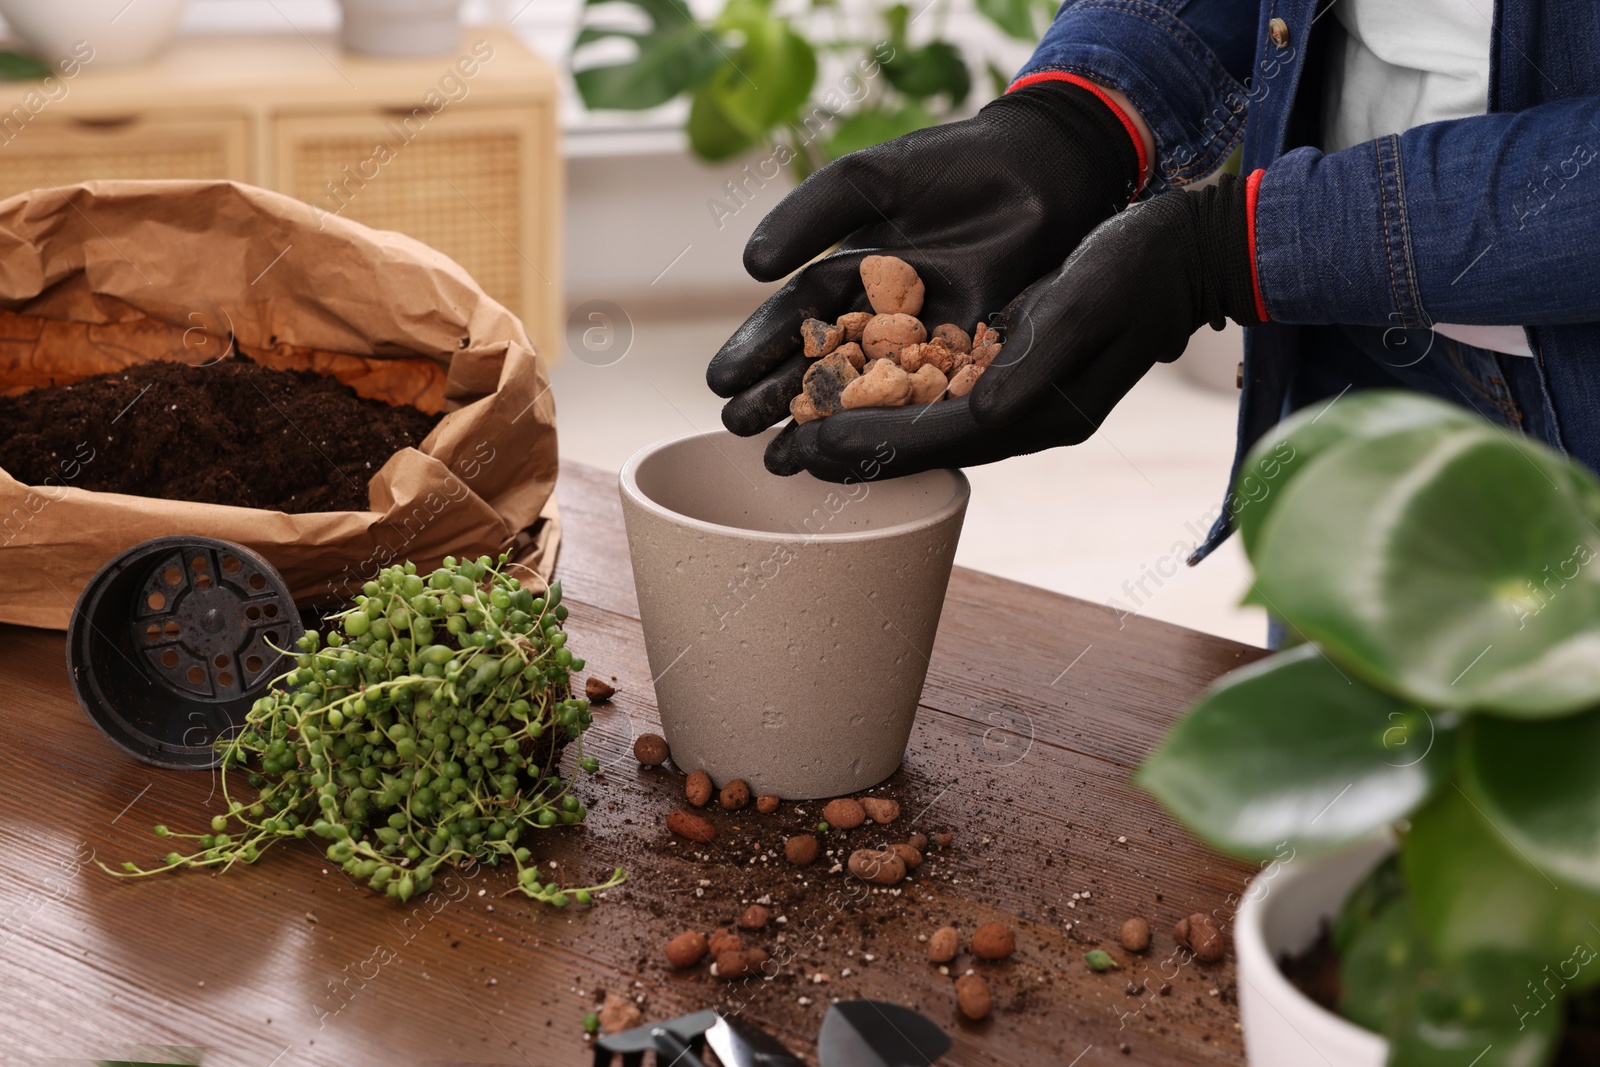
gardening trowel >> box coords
[817,1000,952,1066]
[593,1009,718,1067]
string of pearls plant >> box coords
[109,554,626,907]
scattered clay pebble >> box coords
[928,926,960,964]
[973,322,999,348]
[685,770,713,807]
[837,310,873,342]
[840,359,911,410]
[861,797,900,824]
[861,254,925,316]
[822,797,867,830]
[1175,913,1226,963]
[954,973,992,1021]
[802,348,860,415]
[708,927,743,957]
[756,794,780,814]
[633,733,669,767]
[909,832,929,850]
[739,904,771,930]
[947,364,983,398]
[785,834,819,865]
[584,677,615,703]
[719,779,751,810]
[716,947,769,980]
[665,931,708,968]
[666,809,716,843]
[598,991,642,1033]
[933,832,954,848]
[970,923,1015,960]
[835,340,866,371]
[790,392,823,424]
[932,323,972,355]
[848,848,907,886]
[967,342,1002,370]
[862,313,928,362]
[887,842,923,870]
[801,317,844,358]
[1120,917,1151,953]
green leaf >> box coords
[1234,390,1479,560]
[974,0,1056,40]
[1385,951,1564,1067]
[1463,707,1600,895]
[572,0,723,110]
[823,103,935,161]
[883,41,971,105]
[1251,417,1600,716]
[705,2,817,141]
[687,89,756,161]
[0,51,51,81]
[1338,874,1429,1034]
[1334,852,1406,955]
[1137,645,1457,859]
[1402,787,1600,973]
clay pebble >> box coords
[1120,917,1151,953]
[1175,913,1226,963]
[840,359,911,410]
[861,797,900,823]
[756,794,780,814]
[862,313,928,363]
[946,364,983,398]
[861,254,926,316]
[837,310,873,342]
[785,834,819,865]
[666,809,716,843]
[665,931,708,968]
[584,677,615,703]
[719,779,750,810]
[685,770,713,807]
[633,733,669,767]
[802,349,860,416]
[822,798,867,830]
[848,848,907,885]
[931,323,972,355]
[928,926,960,964]
[907,365,948,405]
[954,974,992,1021]
[970,923,1015,960]
[802,317,844,358]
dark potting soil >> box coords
[0,354,441,513]
[1282,927,1600,1064]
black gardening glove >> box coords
[765,173,1263,480]
[707,81,1142,439]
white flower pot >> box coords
[1235,837,1392,1067]
[337,0,461,58]
[0,0,189,68]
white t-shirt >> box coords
[1323,0,1532,356]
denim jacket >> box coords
[1019,0,1600,560]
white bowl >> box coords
[0,0,189,69]
[1235,837,1391,1067]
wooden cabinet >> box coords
[0,30,562,363]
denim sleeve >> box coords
[1256,95,1600,327]
[1018,0,1261,192]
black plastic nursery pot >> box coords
[66,536,302,769]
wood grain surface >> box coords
[0,460,1268,1067]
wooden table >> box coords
[0,461,1267,1066]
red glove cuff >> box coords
[1244,168,1269,323]
[1007,71,1149,197]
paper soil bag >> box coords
[0,179,560,629]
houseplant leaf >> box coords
[1383,949,1564,1067]
[975,0,1057,40]
[1402,788,1600,978]
[1234,391,1479,559]
[884,41,971,105]
[705,0,817,142]
[687,88,757,160]
[1137,645,1456,859]
[823,103,935,160]
[1462,707,1600,894]
[1251,418,1600,716]
[573,0,724,110]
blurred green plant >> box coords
[570,0,1045,180]
[1140,390,1600,1066]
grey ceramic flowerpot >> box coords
[619,429,970,799]
[338,0,461,57]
